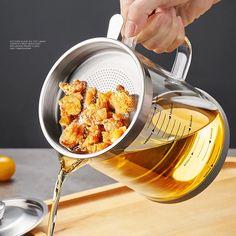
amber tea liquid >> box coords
[90,92,225,202]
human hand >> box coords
[120,0,220,53]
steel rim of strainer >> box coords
[39,37,153,159]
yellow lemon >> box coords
[0,156,16,181]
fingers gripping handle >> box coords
[107,14,192,81]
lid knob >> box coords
[0,201,5,220]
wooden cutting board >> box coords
[30,157,236,236]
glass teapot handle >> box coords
[171,37,192,81]
[107,14,192,81]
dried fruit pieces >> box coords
[58,79,136,153]
[110,85,136,114]
[59,92,83,128]
[59,80,86,95]
[59,120,85,149]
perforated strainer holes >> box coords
[85,68,135,94]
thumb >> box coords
[120,0,134,19]
[120,0,135,35]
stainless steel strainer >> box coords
[39,15,154,159]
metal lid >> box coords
[0,198,48,236]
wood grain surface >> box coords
[30,157,236,236]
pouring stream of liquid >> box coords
[47,156,87,236]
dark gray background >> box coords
[0,0,235,148]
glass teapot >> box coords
[39,14,229,203]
